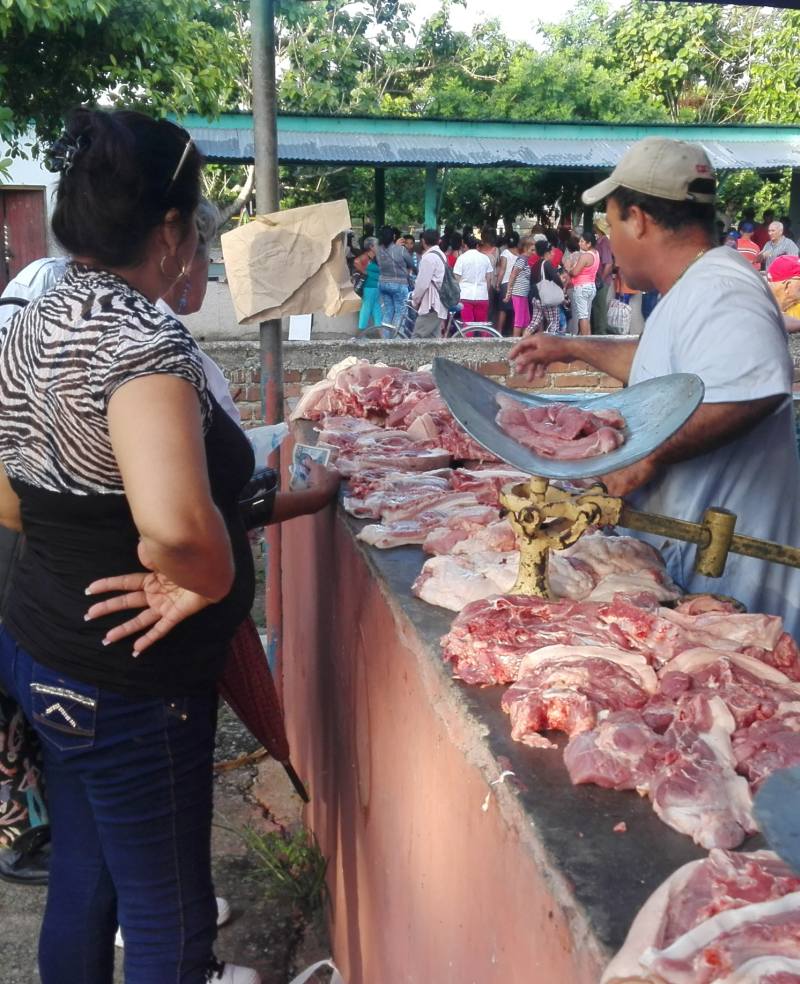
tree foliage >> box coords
[0,0,240,146]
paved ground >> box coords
[0,704,332,983]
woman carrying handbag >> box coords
[527,241,564,334]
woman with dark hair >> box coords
[354,236,381,332]
[454,235,493,324]
[528,240,563,334]
[446,231,463,268]
[495,231,520,336]
[376,225,414,331]
[0,108,259,984]
[564,229,599,335]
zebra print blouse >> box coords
[0,263,211,494]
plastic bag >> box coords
[607,297,632,335]
[288,958,344,984]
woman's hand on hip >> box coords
[84,564,216,654]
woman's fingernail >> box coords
[84,613,92,622]
[101,637,110,646]
[85,587,93,596]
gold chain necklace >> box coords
[676,248,708,285]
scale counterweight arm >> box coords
[619,505,800,578]
[501,478,800,598]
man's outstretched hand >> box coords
[509,334,573,381]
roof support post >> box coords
[251,0,284,694]
[790,168,800,237]
[375,167,386,229]
[424,166,438,229]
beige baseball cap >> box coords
[582,137,716,206]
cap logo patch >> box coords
[695,164,711,174]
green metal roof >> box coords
[176,113,800,170]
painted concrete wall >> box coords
[281,496,608,984]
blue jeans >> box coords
[358,285,382,330]
[379,282,409,327]
[0,627,218,984]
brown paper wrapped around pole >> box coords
[221,199,361,325]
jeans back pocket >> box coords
[31,672,97,752]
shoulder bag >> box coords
[537,260,565,307]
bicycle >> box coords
[379,302,503,340]
[443,307,502,339]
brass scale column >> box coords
[501,477,800,598]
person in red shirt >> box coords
[752,209,774,250]
[736,221,761,270]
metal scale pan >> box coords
[432,358,705,479]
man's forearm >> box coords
[653,396,784,467]
[602,395,785,497]
[561,337,638,384]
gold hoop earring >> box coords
[160,254,188,280]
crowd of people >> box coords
[348,204,800,340]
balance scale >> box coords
[432,357,800,597]
[433,356,800,873]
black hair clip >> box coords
[45,133,88,175]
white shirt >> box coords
[453,249,492,301]
[499,248,517,286]
[0,257,69,329]
[628,246,800,636]
[155,299,241,422]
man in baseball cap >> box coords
[767,254,800,327]
[511,137,800,636]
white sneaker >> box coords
[114,896,232,948]
[205,957,261,983]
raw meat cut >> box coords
[602,852,800,984]
[716,957,800,982]
[357,504,497,549]
[495,393,626,459]
[599,598,782,669]
[744,633,800,684]
[639,891,800,984]
[448,467,529,504]
[501,645,658,745]
[675,595,745,616]
[412,552,518,611]
[648,695,756,849]
[440,596,639,686]
[315,416,386,448]
[732,702,800,789]
[659,607,784,653]
[291,361,436,422]
[586,570,681,605]
[662,851,800,949]
[343,471,453,519]
[424,519,516,556]
[658,650,800,729]
[564,709,672,792]
[548,532,680,604]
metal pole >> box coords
[374,167,386,229]
[251,0,284,693]
[424,166,438,229]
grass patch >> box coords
[242,825,328,920]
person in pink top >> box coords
[565,230,600,335]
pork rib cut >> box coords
[639,891,800,984]
[601,852,800,984]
